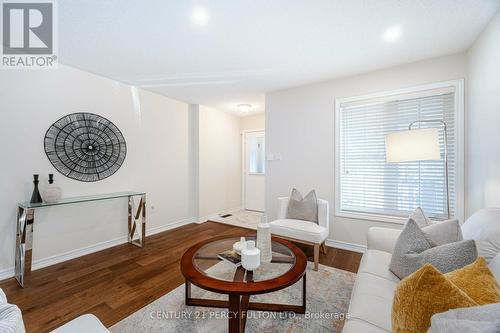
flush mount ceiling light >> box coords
[237,104,252,113]
[383,26,402,43]
[191,7,208,25]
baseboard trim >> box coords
[0,267,14,281]
[147,217,196,236]
[0,217,197,281]
[197,206,243,224]
[325,239,366,253]
[0,235,127,281]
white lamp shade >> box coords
[385,128,440,162]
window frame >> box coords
[334,79,465,224]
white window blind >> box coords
[338,88,456,220]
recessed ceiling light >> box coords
[237,104,252,113]
[383,26,402,43]
[191,8,208,25]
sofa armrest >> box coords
[0,288,6,304]
[367,227,402,253]
[51,314,109,333]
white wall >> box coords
[265,53,468,248]
[198,105,242,218]
[240,114,265,131]
[468,9,500,215]
[0,65,194,275]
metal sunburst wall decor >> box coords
[44,112,127,182]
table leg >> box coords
[240,271,253,332]
[128,195,146,247]
[127,196,133,243]
[15,207,34,288]
[228,294,241,333]
[302,273,307,312]
[141,194,146,246]
[185,279,191,304]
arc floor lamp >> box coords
[385,120,450,219]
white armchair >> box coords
[0,288,25,333]
[270,197,329,270]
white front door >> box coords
[244,131,265,212]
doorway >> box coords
[243,130,265,212]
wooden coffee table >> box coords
[180,235,308,333]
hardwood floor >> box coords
[0,221,362,333]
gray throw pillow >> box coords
[415,240,477,274]
[408,207,462,245]
[390,218,432,279]
[389,219,478,279]
[428,303,500,333]
[286,188,318,223]
[422,219,463,246]
[410,207,432,227]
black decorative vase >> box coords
[30,174,43,204]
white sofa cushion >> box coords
[347,272,397,332]
[270,218,328,244]
[462,208,500,262]
[366,227,401,254]
[342,319,390,333]
[357,250,399,283]
[50,314,109,333]
[488,251,500,284]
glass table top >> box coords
[18,191,145,209]
[193,236,295,282]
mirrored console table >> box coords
[16,191,146,288]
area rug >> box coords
[209,210,262,230]
[111,262,356,333]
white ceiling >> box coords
[58,0,500,116]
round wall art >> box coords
[44,112,127,182]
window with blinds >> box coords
[336,86,458,220]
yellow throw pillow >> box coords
[392,264,477,333]
[445,257,500,305]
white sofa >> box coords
[0,288,108,333]
[342,208,500,333]
[342,227,402,333]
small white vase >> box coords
[233,237,247,255]
[43,174,62,203]
[242,241,260,271]
[257,215,272,263]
